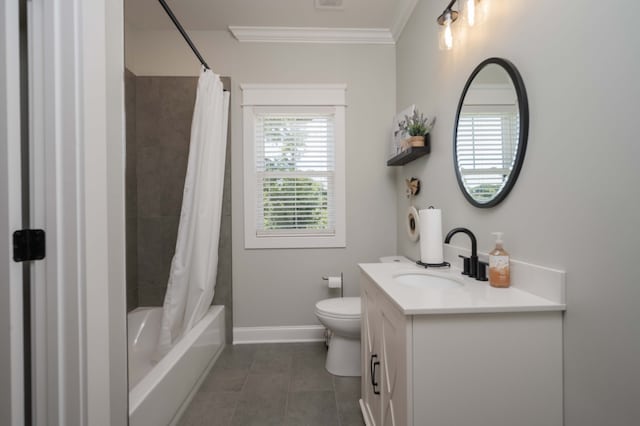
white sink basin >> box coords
[393,272,462,290]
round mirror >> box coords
[453,58,529,208]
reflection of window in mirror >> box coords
[457,83,518,203]
[454,58,528,208]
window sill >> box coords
[244,234,346,249]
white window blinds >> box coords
[254,111,336,237]
[457,105,519,202]
[242,84,346,249]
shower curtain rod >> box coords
[158,0,210,70]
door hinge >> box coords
[13,229,45,262]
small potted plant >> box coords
[397,109,436,150]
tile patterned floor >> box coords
[178,342,365,426]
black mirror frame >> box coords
[453,57,529,208]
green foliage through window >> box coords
[262,177,328,230]
[257,114,334,233]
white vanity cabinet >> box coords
[361,277,382,424]
[360,270,564,426]
[361,276,410,426]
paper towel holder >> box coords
[416,260,451,269]
[322,273,344,297]
[418,206,448,268]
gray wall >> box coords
[396,1,640,424]
[125,30,398,328]
[125,72,233,341]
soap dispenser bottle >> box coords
[489,232,510,288]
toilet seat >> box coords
[315,297,361,319]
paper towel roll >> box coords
[419,208,443,264]
[327,276,342,289]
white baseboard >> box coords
[233,325,326,344]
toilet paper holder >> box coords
[322,273,344,298]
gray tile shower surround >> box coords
[179,342,365,426]
[125,69,138,311]
[125,71,233,342]
[134,75,200,308]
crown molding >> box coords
[229,26,395,45]
[391,0,420,41]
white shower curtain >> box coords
[156,68,230,358]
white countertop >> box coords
[359,261,567,315]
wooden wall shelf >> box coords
[386,145,431,166]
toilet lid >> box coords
[315,297,361,319]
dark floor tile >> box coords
[230,393,287,426]
[334,375,364,425]
[253,342,325,355]
[292,346,327,363]
[231,372,289,425]
[250,349,293,374]
[178,391,240,426]
[241,372,290,398]
[215,345,258,371]
[200,368,248,392]
[284,390,339,426]
[286,342,327,355]
[290,352,333,392]
[333,376,361,399]
[290,369,334,392]
[336,398,365,426]
[179,343,364,426]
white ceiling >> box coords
[125,0,417,34]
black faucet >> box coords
[444,227,487,281]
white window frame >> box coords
[242,84,346,249]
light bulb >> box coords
[465,0,476,27]
[438,10,454,50]
[444,20,453,49]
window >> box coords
[242,85,346,248]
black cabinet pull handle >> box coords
[370,354,376,388]
[371,354,380,395]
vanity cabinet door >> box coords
[380,298,409,426]
[361,279,382,425]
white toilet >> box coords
[315,256,411,377]
[315,296,361,376]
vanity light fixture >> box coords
[437,7,457,50]
[437,0,485,50]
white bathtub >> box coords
[128,306,225,426]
